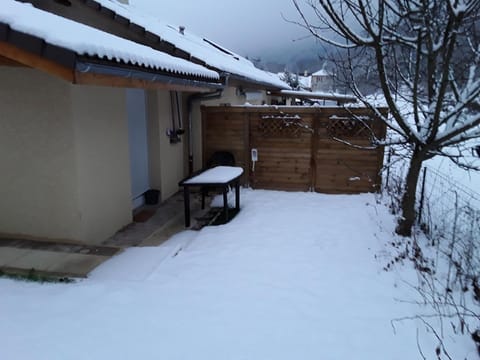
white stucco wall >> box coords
[146,90,187,201]
[0,67,132,244]
[0,67,261,243]
[0,67,81,240]
[70,85,132,243]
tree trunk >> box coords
[396,151,425,237]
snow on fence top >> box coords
[92,0,289,89]
[0,0,219,81]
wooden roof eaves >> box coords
[0,23,222,91]
[0,26,75,82]
[0,40,74,82]
[0,39,221,92]
[0,24,77,69]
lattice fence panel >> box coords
[259,115,304,138]
[327,116,372,138]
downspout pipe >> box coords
[187,88,223,174]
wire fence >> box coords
[383,149,480,286]
[383,149,480,355]
[416,166,480,285]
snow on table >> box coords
[0,0,219,80]
[183,166,243,184]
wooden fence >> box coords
[202,106,387,194]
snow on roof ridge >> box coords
[0,0,219,81]
[312,69,332,76]
[92,0,289,89]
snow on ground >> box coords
[0,190,476,359]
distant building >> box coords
[311,67,334,92]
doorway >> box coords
[127,89,150,209]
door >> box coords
[127,89,149,208]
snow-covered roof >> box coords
[0,0,219,81]
[312,69,332,77]
[277,72,311,90]
[91,0,288,89]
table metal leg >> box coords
[235,181,240,210]
[183,186,190,227]
[223,187,228,223]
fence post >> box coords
[385,147,392,191]
[418,167,428,225]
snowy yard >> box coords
[0,190,476,359]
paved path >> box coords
[0,238,120,278]
[0,191,208,279]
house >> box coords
[277,67,336,93]
[311,66,334,92]
[275,68,355,106]
[17,0,288,171]
[0,0,287,245]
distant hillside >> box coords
[248,39,381,95]
[246,38,328,74]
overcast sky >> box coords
[130,0,312,58]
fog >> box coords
[130,0,315,59]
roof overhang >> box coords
[74,61,223,92]
[0,25,222,93]
[25,0,285,91]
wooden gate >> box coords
[202,106,387,194]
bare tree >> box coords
[293,0,480,236]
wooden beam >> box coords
[0,41,74,82]
[0,55,26,67]
[0,41,219,93]
[74,71,216,93]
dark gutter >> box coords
[75,61,223,90]
[0,21,222,89]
